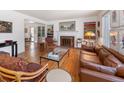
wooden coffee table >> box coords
[40,47,70,68]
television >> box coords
[0,20,12,33]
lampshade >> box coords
[110,32,118,36]
[84,31,95,37]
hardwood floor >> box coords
[19,42,80,81]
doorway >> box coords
[24,19,46,52]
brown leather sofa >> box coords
[80,45,124,82]
[82,45,95,52]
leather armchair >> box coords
[45,37,56,51]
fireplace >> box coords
[60,36,74,47]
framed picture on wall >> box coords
[110,31,119,51]
[120,10,124,26]
[110,10,120,28]
[0,20,12,33]
[59,21,75,31]
[118,30,124,55]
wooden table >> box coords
[0,41,18,57]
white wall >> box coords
[0,10,98,55]
[0,10,47,55]
[48,17,97,47]
[0,10,25,55]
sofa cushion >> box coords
[81,61,116,75]
[80,50,97,56]
[80,53,101,64]
[0,55,42,72]
[26,63,42,72]
[98,49,110,64]
[95,45,102,55]
[80,68,124,82]
[116,65,124,77]
[80,61,100,71]
[0,57,27,71]
[99,65,117,75]
[82,45,95,52]
[103,55,122,67]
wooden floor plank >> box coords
[19,42,80,81]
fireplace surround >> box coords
[60,36,74,47]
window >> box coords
[102,12,111,47]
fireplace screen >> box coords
[60,36,74,47]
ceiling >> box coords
[17,10,101,21]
